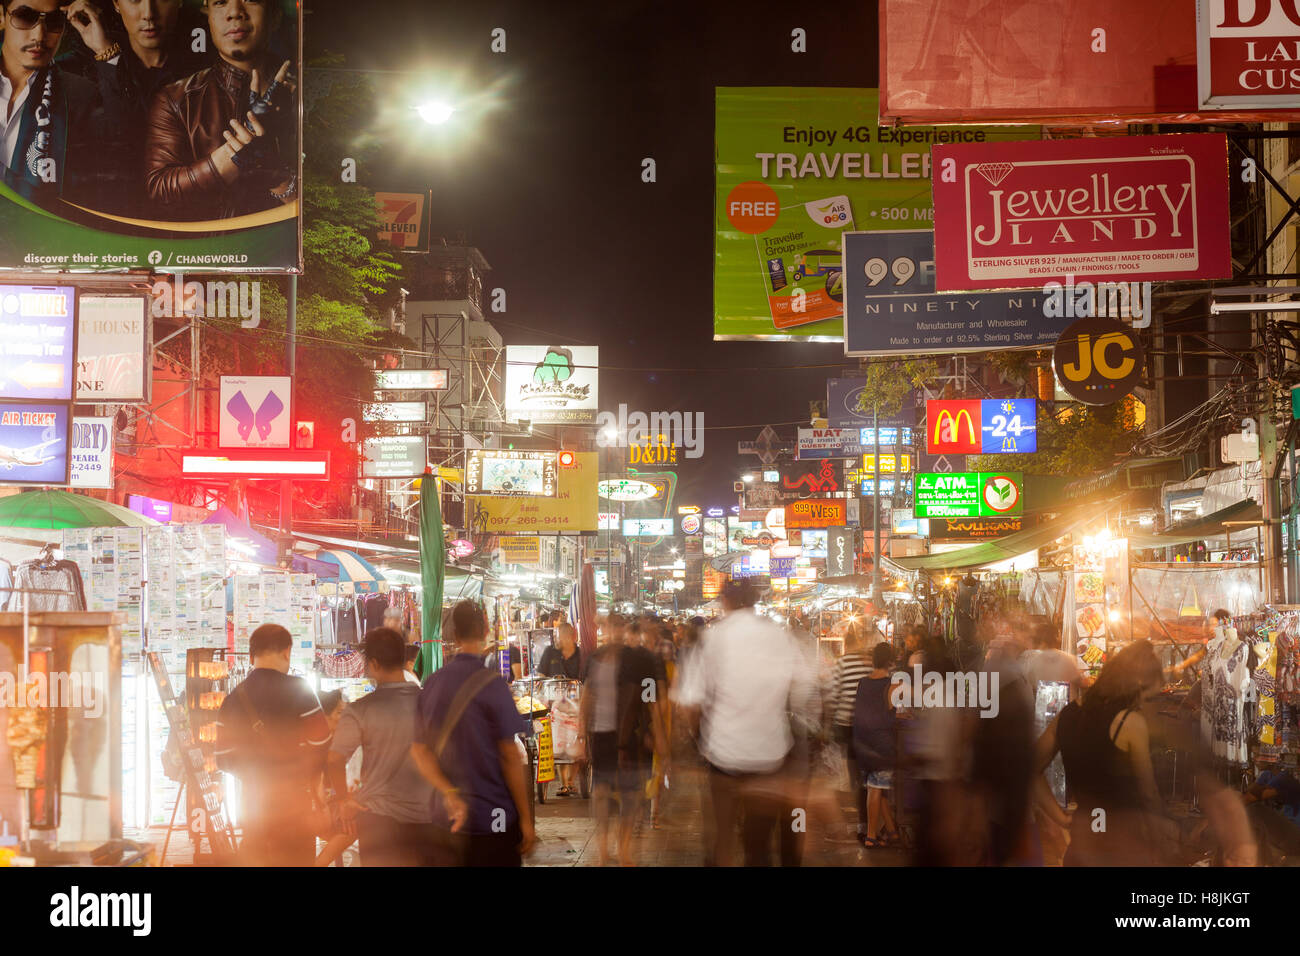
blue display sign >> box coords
[843,231,1073,357]
[0,401,70,485]
[980,399,1037,454]
[0,285,76,401]
[859,427,913,447]
[770,556,796,578]
[827,378,916,430]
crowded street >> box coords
[0,0,1296,940]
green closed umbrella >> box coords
[0,490,161,530]
[417,471,444,678]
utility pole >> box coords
[1260,311,1285,603]
[279,275,297,560]
[872,404,882,606]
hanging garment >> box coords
[318,607,337,648]
[364,594,390,632]
[337,598,358,645]
[1277,623,1300,704]
[1201,631,1253,765]
[1256,638,1280,755]
[11,560,86,611]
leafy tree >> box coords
[968,397,1143,475]
[852,357,940,420]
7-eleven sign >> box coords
[375,192,427,250]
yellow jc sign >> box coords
[1061,331,1137,381]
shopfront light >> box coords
[742,474,755,483]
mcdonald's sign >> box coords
[926,400,981,455]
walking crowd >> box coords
[213,579,1270,867]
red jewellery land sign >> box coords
[931,133,1231,291]
[1198,0,1300,108]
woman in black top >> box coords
[1033,640,1171,866]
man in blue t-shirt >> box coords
[411,600,534,866]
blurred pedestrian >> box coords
[853,641,901,848]
[411,601,535,866]
[403,644,422,686]
[1033,640,1175,866]
[581,613,667,865]
[970,618,1036,865]
[216,624,332,866]
[674,580,817,866]
[325,628,434,866]
[826,623,872,844]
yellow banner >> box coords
[498,536,540,565]
[469,452,598,534]
[536,717,556,783]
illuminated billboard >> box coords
[466,450,558,498]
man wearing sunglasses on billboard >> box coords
[145,0,295,221]
[60,0,205,216]
[0,0,109,200]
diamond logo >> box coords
[974,162,1014,187]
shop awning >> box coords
[1126,499,1262,549]
[884,496,1122,573]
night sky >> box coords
[306,0,881,508]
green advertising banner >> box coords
[714,88,1036,341]
[914,472,1023,519]
[0,0,301,273]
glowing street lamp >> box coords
[416,101,456,125]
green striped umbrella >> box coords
[0,490,161,530]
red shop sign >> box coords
[931,133,1231,291]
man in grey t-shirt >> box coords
[327,627,435,865]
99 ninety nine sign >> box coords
[931,134,1231,290]
[915,472,1023,518]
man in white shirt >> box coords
[674,580,818,866]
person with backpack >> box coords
[411,600,535,866]
[215,623,332,866]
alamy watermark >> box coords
[1042,274,1151,328]
[0,671,105,719]
[596,404,705,459]
[151,273,262,328]
[890,665,1000,719]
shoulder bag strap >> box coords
[432,669,499,760]
[231,682,267,738]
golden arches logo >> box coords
[933,408,976,447]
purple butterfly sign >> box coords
[219,376,292,449]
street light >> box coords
[416,101,456,125]
[742,474,755,483]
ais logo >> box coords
[1052,316,1145,406]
